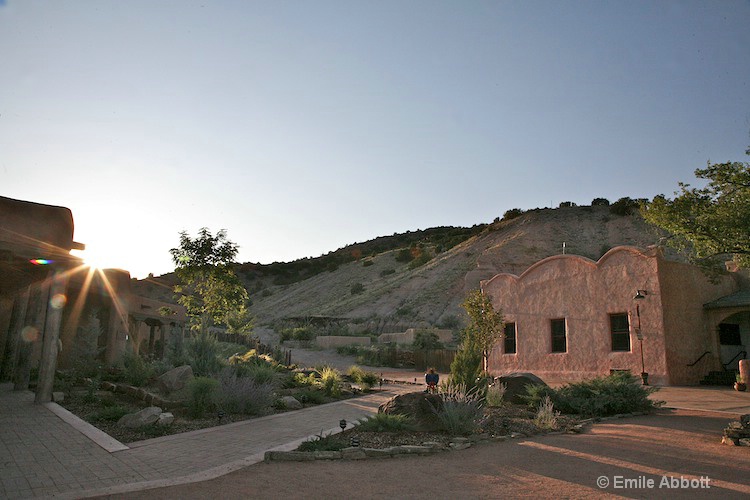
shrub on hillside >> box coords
[320,366,342,397]
[502,208,525,220]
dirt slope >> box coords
[245,206,663,332]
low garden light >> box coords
[339,419,347,431]
[218,410,226,423]
[350,436,360,447]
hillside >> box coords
[134,204,665,334]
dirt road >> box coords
[104,409,750,499]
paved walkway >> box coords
[1,382,749,499]
[0,383,411,499]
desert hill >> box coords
[134,203,665,334]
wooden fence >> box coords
[412,349,456,372]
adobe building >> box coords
[482,246,749,386]
[0,196,185,402]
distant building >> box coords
[0,196,185,402]
[482,246,749,386]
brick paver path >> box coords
[0,383,410,499]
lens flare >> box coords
[21,326,39,342]
[50,294,67,309]
[30,259,54,265]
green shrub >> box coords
[502,208,525,220]
[412,331,443,351]
[185,332,222,376]
[91,405,130,422]
[320,367,342,397]
[298,432,344,452]
[295,388,326,404]
[347,365,379,389]
[122,349,154,387]
[242,363,278,386]
[350,282,365,295]
[356,413,416,432]
[362,260,374,267]
[448,339,482,392]
[187,376,219,417]
[380,268,396,277]
[523,372,660,417]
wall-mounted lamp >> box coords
[633,290,648,300]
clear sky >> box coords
[2,1,749,279]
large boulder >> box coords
[378,392,444,431]
[117,406,163,428]
[494,373,548,405]
[156,365,194,394]
[281,396,303,410]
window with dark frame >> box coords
[551,318,566,353]
[610,313,630,352]
[504,322,516,354]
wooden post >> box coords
[36,271,68,403]
[15,279,50,391]
[0,286,30,381]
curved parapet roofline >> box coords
[482,245,653,289]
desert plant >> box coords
[91,405,130,423]
[350,282,365,295]
[434,384,484,435]
[187,376,219,417]
[122,349,155,387]
[320,366,342,397]
[486,382,507,407]
[534,395,559,429]
[294,388,326,405]
[298,431,344,452]
[523,372,660,417]
[356,413,416,432]
[215,368,275,415]
[185,331,222,376]
[347,365,379,389]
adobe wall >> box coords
[315,335,371,349]
[657,259,738,384]
[377,328,453,345]
[483,247,670,385]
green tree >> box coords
[412,330,443,351]
[643,157,750,270]
[448,337,482,390]
[170,228,249,330]
[462,289,504,373]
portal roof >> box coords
[704,290,750,310]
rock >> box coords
[722,435,739,446]
[281,396,303,410]
[313,451,342,460]
[156,365,194,394]
[378,392,444,431]
[341,447,367,460]
[156,412,174,426]
[740,439,750,447]
[52,392,65,402]
[741,414,750,428]
[449,442,472,450]
[117,406,162,428]
[363,448,394,458]
[494,373,548,405]
[264,451,315,462]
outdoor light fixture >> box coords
[339,419,347,431]
[633,290,648,300]
[217,410,226,422]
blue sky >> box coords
[2,1,749,278]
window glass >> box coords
[504,322,516,354]
[551,318,566,353]
[610,313,630,352]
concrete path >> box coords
[0,383,410,499]
[2,381,749,499]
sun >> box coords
[70,248,111,270]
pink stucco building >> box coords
[482,246,749,386]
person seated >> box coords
[425,368,439,393]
